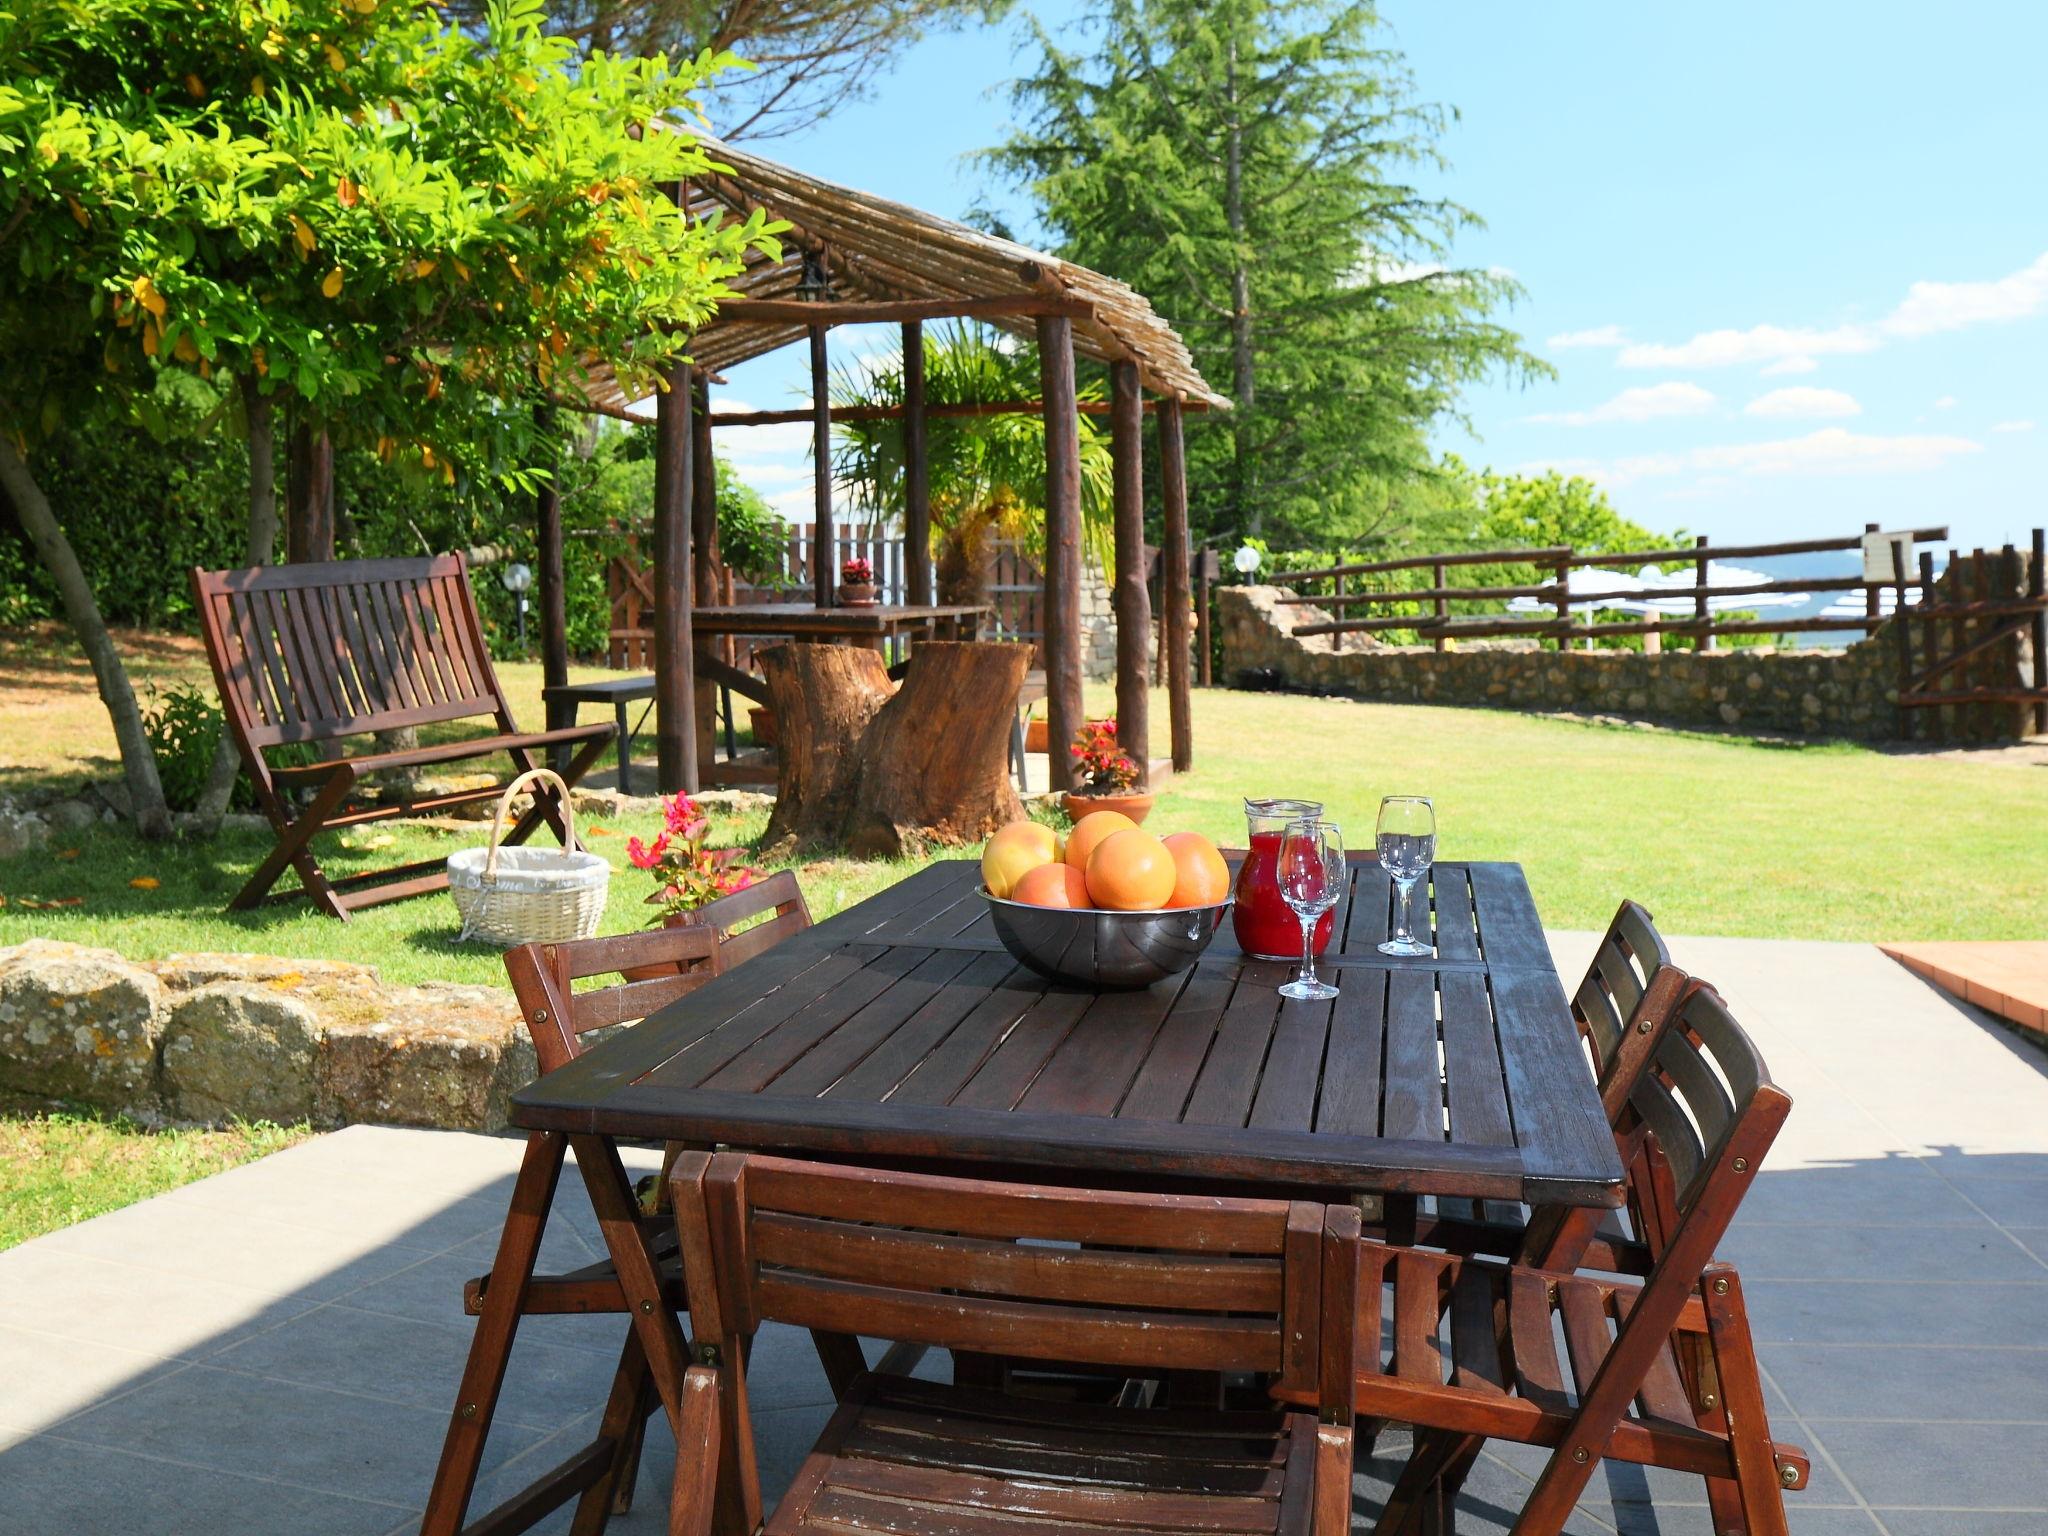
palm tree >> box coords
[830,322,1114,608]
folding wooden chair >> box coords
[665,1152,1364,1536]
[1355,981,1808,1536]
[1390,900,1689,1274]
[422,875,811,1536]
[191,555,615,919]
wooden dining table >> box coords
[447,854,1624,1533]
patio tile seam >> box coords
[181,1356,580,1436]
[15,1423,423,1514]
[1467,1442,1623,1533]
[316,1297,639,1364]
[1909,1174,2048,1275]
[1752,1355,1895,1536]
[153,1187,511,1255]
[3,1241,330,1303]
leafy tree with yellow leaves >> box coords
[0,0,779,834]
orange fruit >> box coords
[1161,832,1230,908]
[981,821,1058,898]
[1011,861,1091,909]
[1084,828,1177,911]
[1064,810,1136,872]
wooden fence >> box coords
[1263,523,2048,742]
[1270,526,1951,648]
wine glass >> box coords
[1276,818,1344,1001]
[1376,795,1436,957]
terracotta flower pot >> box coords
[838,580,879,607]
[747,705,778,747]
[1062,789,1154,825]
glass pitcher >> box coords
[1232,797,1336,960]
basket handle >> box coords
[483,767,578,884]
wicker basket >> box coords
[447,769,610,946]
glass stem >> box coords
[1394,877,1416,945]
[1298,914,1318,988]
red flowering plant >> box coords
[627,793,762,923]
[840,555,875,585]
[1069,718,1140,794]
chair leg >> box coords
[809,1331,868,1398]
[419,1131,568,1536]
[1704,1270,1793,1536]
[1375,1430,1479,1536]
[231,769,356,916]
[569,1328,656,1536]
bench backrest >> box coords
[191,555,509,749]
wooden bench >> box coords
[191,554,614,919]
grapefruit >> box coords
[1084,828,1177,911]
[982,821,1058,898]
[1161,832,1230,908]
[1011,862,1091,909]
[1064,810,1135,872]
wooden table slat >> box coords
[1246,994,1337,1134]
[1381,968,1446,1144]
[760,947,985,1100]
[1180,963,1291,1128]
[822,950,1022,1103]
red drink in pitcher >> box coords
[1232,798,1335,960]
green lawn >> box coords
[0,678,2042,984]
[0,1108,308,1251]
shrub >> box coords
[142,685,235,813]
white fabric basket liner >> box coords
[447,844,610,892]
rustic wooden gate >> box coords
[1895,530,2047,742]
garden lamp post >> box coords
[501,560,533,650]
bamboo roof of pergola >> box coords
[579,134,1228,416]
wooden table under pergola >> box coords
[558,136,1229,797]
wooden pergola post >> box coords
[810,324,834,606]
[1159,396,1193,772]
[1038,315,1083,793]
[653,360,699,793]
[1109,361,1150,779]
[692,371,720,781]
[902,320,931,606]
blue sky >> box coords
[710,2,2047,554]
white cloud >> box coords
[1992,419,2036,433]
[1592,429,1981,486]
[1759,355,1818,376]
[1527,381,1717,427]
[1616,249,2048,371]
[1618,324,1875,370]
[1932,395,1958,410]
[1880,251,2048,337]
[1546,324,1630,350]
[1743,387,1862,420]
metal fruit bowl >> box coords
[982,889,1234,989]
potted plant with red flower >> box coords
[628,792,764,925]
[838,555,878,606]
[1061,718,1152,824]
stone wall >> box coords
[0,940,534,1132]
[1218,585,1905,739]
[1077,555,1158,682]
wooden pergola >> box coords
[559,137,1228,798]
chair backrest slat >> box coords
[502,873,815,1076]
[686,1153,1333,1399]
[191,555,504,748]
[1571,900,1676,1077]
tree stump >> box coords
[759,641,1030,858]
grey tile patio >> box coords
[1,932,2044,1533]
